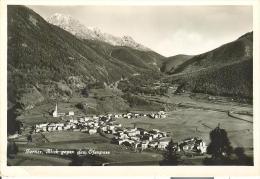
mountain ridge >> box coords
[46,13,150,51]
[163,31,253,101]
[165,32,253,74]
[160,54,194,74]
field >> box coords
[136,93,253,149]
[8,153,71,166]
[116,108,253,149]
[10,131,163,165]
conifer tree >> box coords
[206,124,233,164]
[160,139,179,165]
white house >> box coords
[141,141,149,149]
[57,126,63,131]
[8,134,19,139]
[160,114,166,118]
[149,142,158,148]
[68,111,74,116]
[127,131,137,137]
[89,129,97,135]
[158,142,169,149]
[197,141,207,153]
[108,125,115,130]
[119,133,129,139]
[134,113,140,117]
[101,126,108,132]
[93,116,99,120]
[35,128,41,133]
[115,123,122,128]
[158,137,171,149]
[64,125,71,130]
[114,114,120,118]
[79,118,85,122]
[84,117,91,121]
[130,136,140,141]
[118,139,126,145]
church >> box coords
[52,103,74,118]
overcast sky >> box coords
[28,5,252,57]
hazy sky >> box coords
[28,5,252,57]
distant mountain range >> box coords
[7,5,253,110]
[47,13,150,51]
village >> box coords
[31,104,207,154]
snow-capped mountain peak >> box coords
[122,35,134,41]
[46,13,150,51]
[49,13,73,23]
[47,13,97,39]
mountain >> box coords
[160,54,194,74]
[7,5,252,110]
[173,32,252,74]
[46,13,150,51]
[7,5,164,109]
[163,32,253,101]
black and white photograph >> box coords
[4,2,255,167]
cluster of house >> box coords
[177,137,207,153]
[114,111,167,119]
[35,108,167,134]
[112,128,207,153]
[33,105,206,153]
[113,128,169,150]
[52,103,166,119]
[34,114,207,154]
[34,114,116,134]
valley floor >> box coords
[8,90,253,166]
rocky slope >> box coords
[47,13,150,51]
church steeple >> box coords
[55,103,58,112]
[53,103,58,117]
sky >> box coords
[28,5,252,57]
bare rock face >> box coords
[47,13,150,51]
